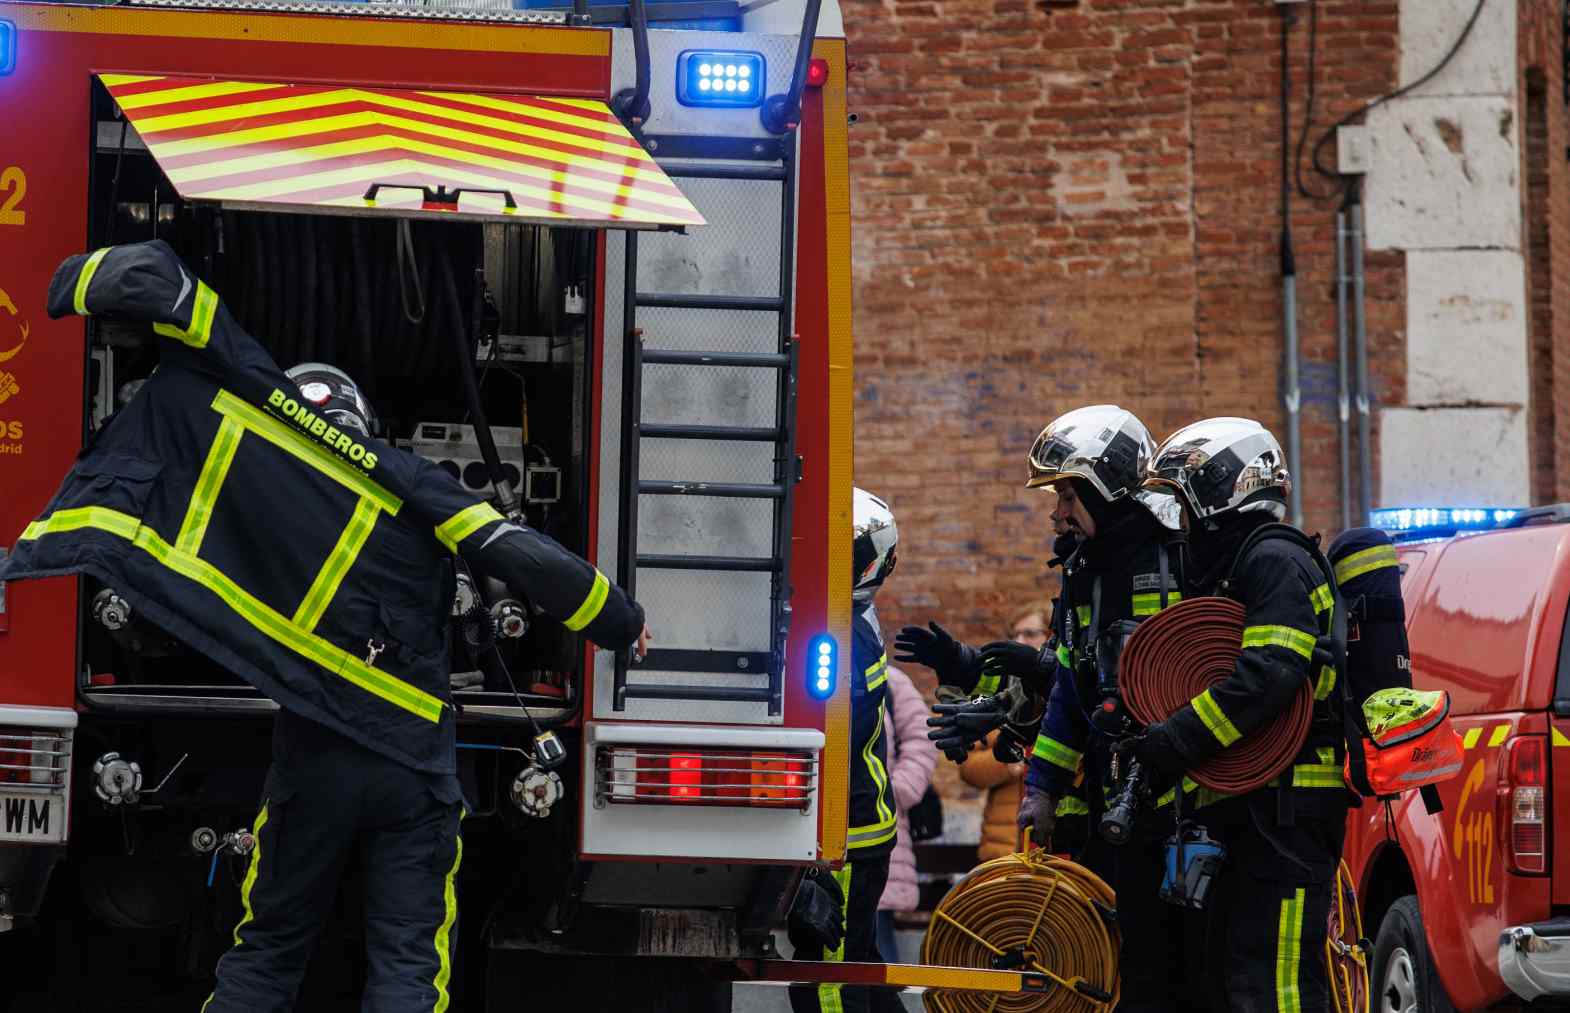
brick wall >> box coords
[844,0,1410,653]
[1519,0,1570,503]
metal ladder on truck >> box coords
[613,133,800,717]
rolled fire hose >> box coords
[1327,860,1370,1013]
[921,850,1119,1013]
[1120,597,1314,794]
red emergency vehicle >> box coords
[0,1,881,1005]
[1343,507,1570,1012]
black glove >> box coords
[927,695,1009,762]
[787,868,844,956]
[894,622,979,689]
[993,721,1034,764]
[1128,723,1187,796]
[978,640,1055,694]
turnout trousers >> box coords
[1111,835,1211,1013]
[204,711,466,1013]
[789,855,903,1013]
[1203,795,1347,1013]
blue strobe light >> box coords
[677,50,764,108]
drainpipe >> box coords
[1335,206,1352,530]
[1278,4,1303,528]
[1349,186,1373,525]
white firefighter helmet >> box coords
[1025,404,1156,503]
[285,362,377,438]
[1143,417,1291,525]
[852,487,898,603]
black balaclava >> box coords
[1187,507,1274,591]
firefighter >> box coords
[3,241,649,1012]
[1135,417,1348,1013]
[789,487,900,1013]
[942,405,1209,1012]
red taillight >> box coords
[806,58,830,88]
[1503,736,1548,875]
[0,726,68,787]
[602,748,816,809]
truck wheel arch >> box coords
[1360,841,1417,945]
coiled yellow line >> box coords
[920,849,1119,1012]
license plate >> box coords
[0,791,64,843]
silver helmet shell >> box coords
[285,362,377,438]
[852,487,898,603]
[1143,417,1291,524]
[1026,405,1156,504]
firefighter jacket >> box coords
[1024,506,1183,801]
[849,602,896,858]
[1162,519,1345,796]
[1,242,643,774]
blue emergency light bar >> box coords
[676,50,764,108]
[807,635,837,700]
[1371,506,1521,535]
[0,20,15,76]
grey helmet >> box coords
[852,487,898,604]
[1143,417,1291,525]
[1026,404,1156,503]
[285,362,377,438]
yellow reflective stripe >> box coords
[972,672,1000,697]
[73,248,110,315]
[152,280,218,348]
[292,498,380,633]
[1314,664,1337,701]
[563,569,611,632]
[131,525,444,722]
[1489,723,1510,748]
[849,717,895,849]
[24,506,445,723]
[1242,624,1317,660]
[1334,544,1399,585]
[1462,726,1483,750]
[177,417,244,554]
[1055,796,1091,816]
[1075,605,1091,628]
[432,809,464,1013]
[1055,644,1072,668]
[213,389,401,515]
[434,501,502,553]
[1033,735,1082,772]
[1309,583,1333,614]
[1191,688,1242,747]
[1132,591,1182,616]
[817,865,852,1010]
[18,506,139,541]
[1277,888,1305,1013]
[1292,764,1343,788]
[231,800,269,947]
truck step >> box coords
[639,423,782,442]
[636,292,784,312]
[640,349,789,368]
[639,480,785,499]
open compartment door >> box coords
[98,74,705,229]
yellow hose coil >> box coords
[1327,860,1370,1013]
[920,849,1120,1012]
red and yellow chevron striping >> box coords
[100,74,705,229]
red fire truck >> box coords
[0,1,891,1006]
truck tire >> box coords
[1372,896,1455,1013]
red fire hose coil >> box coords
[1119,597,1314,795]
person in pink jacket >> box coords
[875,664,939,966]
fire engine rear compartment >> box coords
[80,76,602,719]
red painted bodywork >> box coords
[1342,526,1570,1011]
